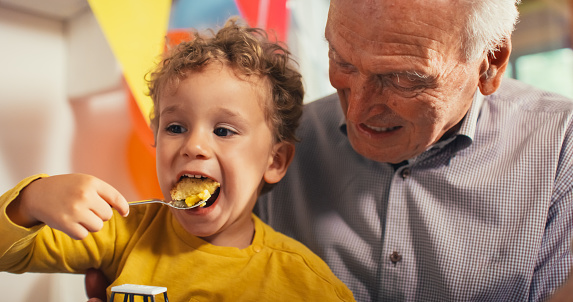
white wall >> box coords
[0,6,71,186]
[0,5,139,302]
[0,6,80,302]
[287,0,334,103]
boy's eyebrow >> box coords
[160,104,180,115]
[217,107,249,124]
[160,104,249,124]
[217,107,239,117]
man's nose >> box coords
[346,74,379,121]
[181,129,212,159]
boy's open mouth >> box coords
[171,175,221,209]
[202,187,220,208]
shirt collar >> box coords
[430,90,484,150]
[456,90,484,143]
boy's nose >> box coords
[181,130,212,159]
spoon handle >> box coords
[128,199,207,209]
[128,199,167,206]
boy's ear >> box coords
[478,38,512,95]
[263,142,295,184]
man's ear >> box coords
[478,38,512,95]
[263,142,295,184]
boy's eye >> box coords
[213,127,236,137]
[166,124,186,134]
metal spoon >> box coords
[128,199,207,209]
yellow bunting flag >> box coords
[87,0,171,124]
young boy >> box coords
[0,18,355,301]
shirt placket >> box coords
[379,163,417,301]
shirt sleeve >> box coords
[0,174,124,275]
[529,122,573,301]
[0,174,50,272]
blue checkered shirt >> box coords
[256,78,573,301]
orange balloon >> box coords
[127,80,156,154]
[165,29,193,51]
[126,128,162,199]
[124,78,161,199]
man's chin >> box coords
[348,138,410,164]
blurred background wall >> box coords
[510,0,572,98]
[0,0,570,301]
[0,2,135,301]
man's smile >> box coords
[362,124,401,132]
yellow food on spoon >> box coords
[170,177,220,208]
[184,190,211,207]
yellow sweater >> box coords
[0,175,355,301]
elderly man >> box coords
[255,0,573,301]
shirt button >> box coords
[390,251,402,263]
[400,168,411,179]
[253,245,262,253]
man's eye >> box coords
[213,127,236,137]
[330,57,356,73]
[329,49,356,73]
[166,124,186,134]
[393,81,420,91]
[336,61,355,71]
[388,74,425,91]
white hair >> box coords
[462,0,521,62]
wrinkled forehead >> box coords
[328,0,463,20]
[326,0,465,43]
[326,0,467,63]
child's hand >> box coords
[6,174,129,240]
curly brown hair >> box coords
[147,17,304,144]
